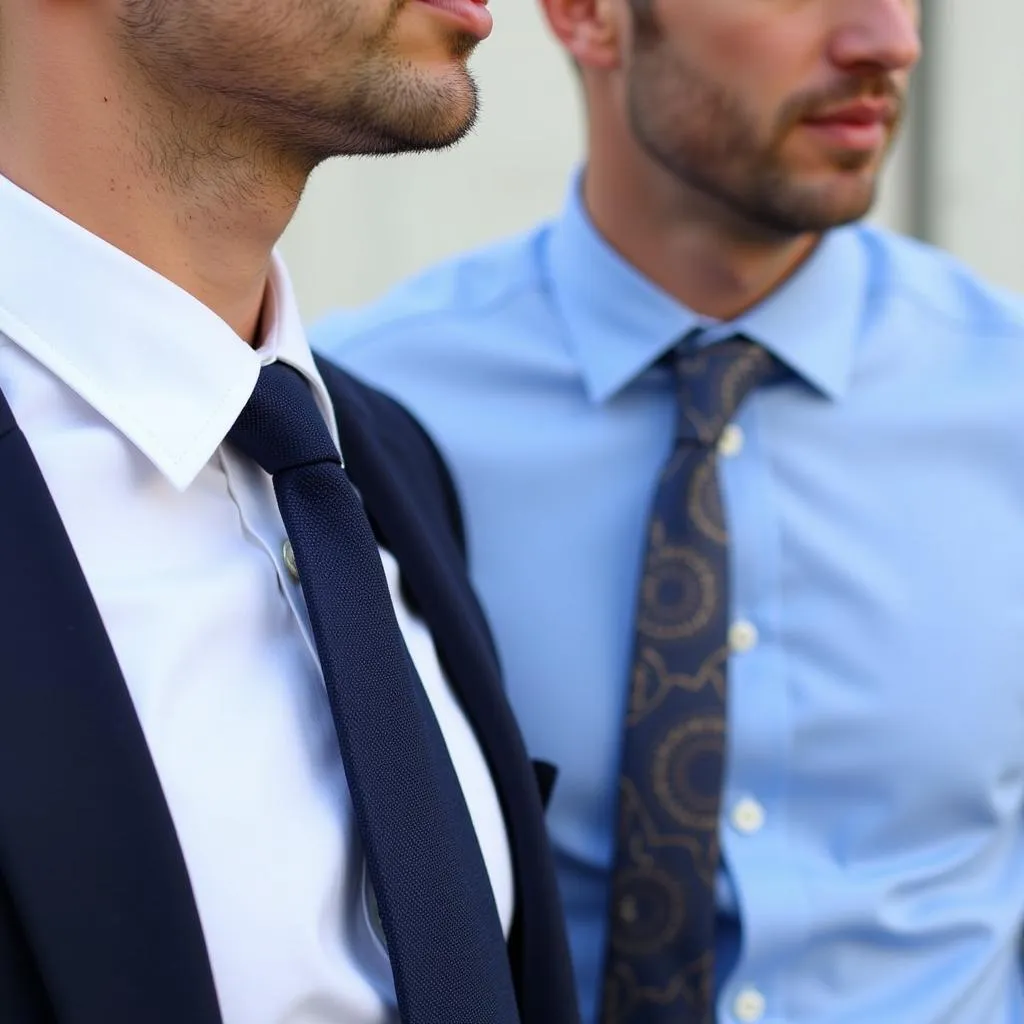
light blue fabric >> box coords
[313,179,1024,1024]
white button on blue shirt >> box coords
[733,987,767,1023]
[718,423,745,458]
[730,799,765,836]
[728,620,759,654]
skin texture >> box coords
[116,0,482,171]
[0,0,486,339]
[540,0,922,318]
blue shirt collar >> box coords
[545,172,869,404]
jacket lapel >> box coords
[0,388,222,1023]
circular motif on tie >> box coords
[653,717,726,831]
[637,546,717,640]
[609,864,687,957]
[688,455,727,545]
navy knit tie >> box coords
[228,361,520,1024]
[601,336,783,1024]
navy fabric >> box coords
[227,362,520,1024]
[602,337,782,1023]
[0,358,580,1024]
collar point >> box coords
[162,451,217,493]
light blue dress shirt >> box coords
[313,180,1024,1024]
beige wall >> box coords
[926,0,1024,291]
[280,3,1024,322]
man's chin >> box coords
[308,64,479,159]
[783,192,877,233]
[350,113,477,158]
[771,158,884,226]
[731,173,878,236]
[375,92,478,154]
[357,121,475,156]
[814,172,881,225]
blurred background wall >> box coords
[281,0,1024,322]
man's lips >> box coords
[800,100,897,151]
[804,100,897,127]
[415,0,493,40]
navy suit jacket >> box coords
[0,355,580,1024]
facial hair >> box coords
[626,0,904,236]
[117,0,481,184]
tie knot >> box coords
[672,335,783,446]
[228,362,341,476]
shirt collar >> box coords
[0,172,335,492]
[545,170,869,404]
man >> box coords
[0,1,579,1022]
[317,1,1024,1021]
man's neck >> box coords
[582,138,819,323]
[0,22,305,345]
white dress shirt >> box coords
[0,172,514,1024]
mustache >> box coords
[781,75,905,126]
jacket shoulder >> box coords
[314,354,467,558]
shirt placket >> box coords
[217,447,322,663]
[714,396,799,1024]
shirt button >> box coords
[728,619,759,653]
[282,539,300,582]
[733,987,766,1023]
[731,797,765,835]
[718,423,745,458]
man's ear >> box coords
[537,0,623,73]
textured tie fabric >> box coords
[228,362,520,1024]
[601,336,784,1024]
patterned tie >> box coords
[601,336,783,1024]
[228,362,520,1024]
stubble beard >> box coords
[116,0,480,195]
[625,3,901,238]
